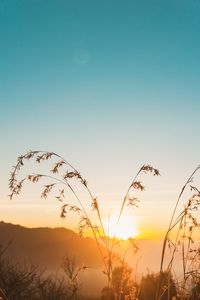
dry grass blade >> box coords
[9,150,160,291]
[157,165,200,300]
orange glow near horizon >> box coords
[105,215,140,240]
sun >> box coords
[106,215,139,240]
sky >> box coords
[0,0,200,238]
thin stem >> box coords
[38,174,108,274]
[50,152,109,263]
[157,165,200,300]
[110,167,143,254]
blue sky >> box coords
[0,0,200,232]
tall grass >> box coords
[8,150,200,299]
[9,150,159,294]
[157,166,200,300]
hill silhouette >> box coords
[0,221,103,268]
[0,221,165,296]
[0,221,109,296]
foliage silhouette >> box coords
[157,166,200,300]
[140,271,176,300]
[9,150,159,292]
[0,246,70,300]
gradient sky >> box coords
[1,0,200,236]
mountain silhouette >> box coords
[0,221,103,268]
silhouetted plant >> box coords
[188,282,200,300]
[112,263,137,300]
[140,271,176,300]
[157,166,200,300]
[62,254,89,300]
[9,150,159,290]
[0,245,70,300]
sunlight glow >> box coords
[106,215,139,240]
